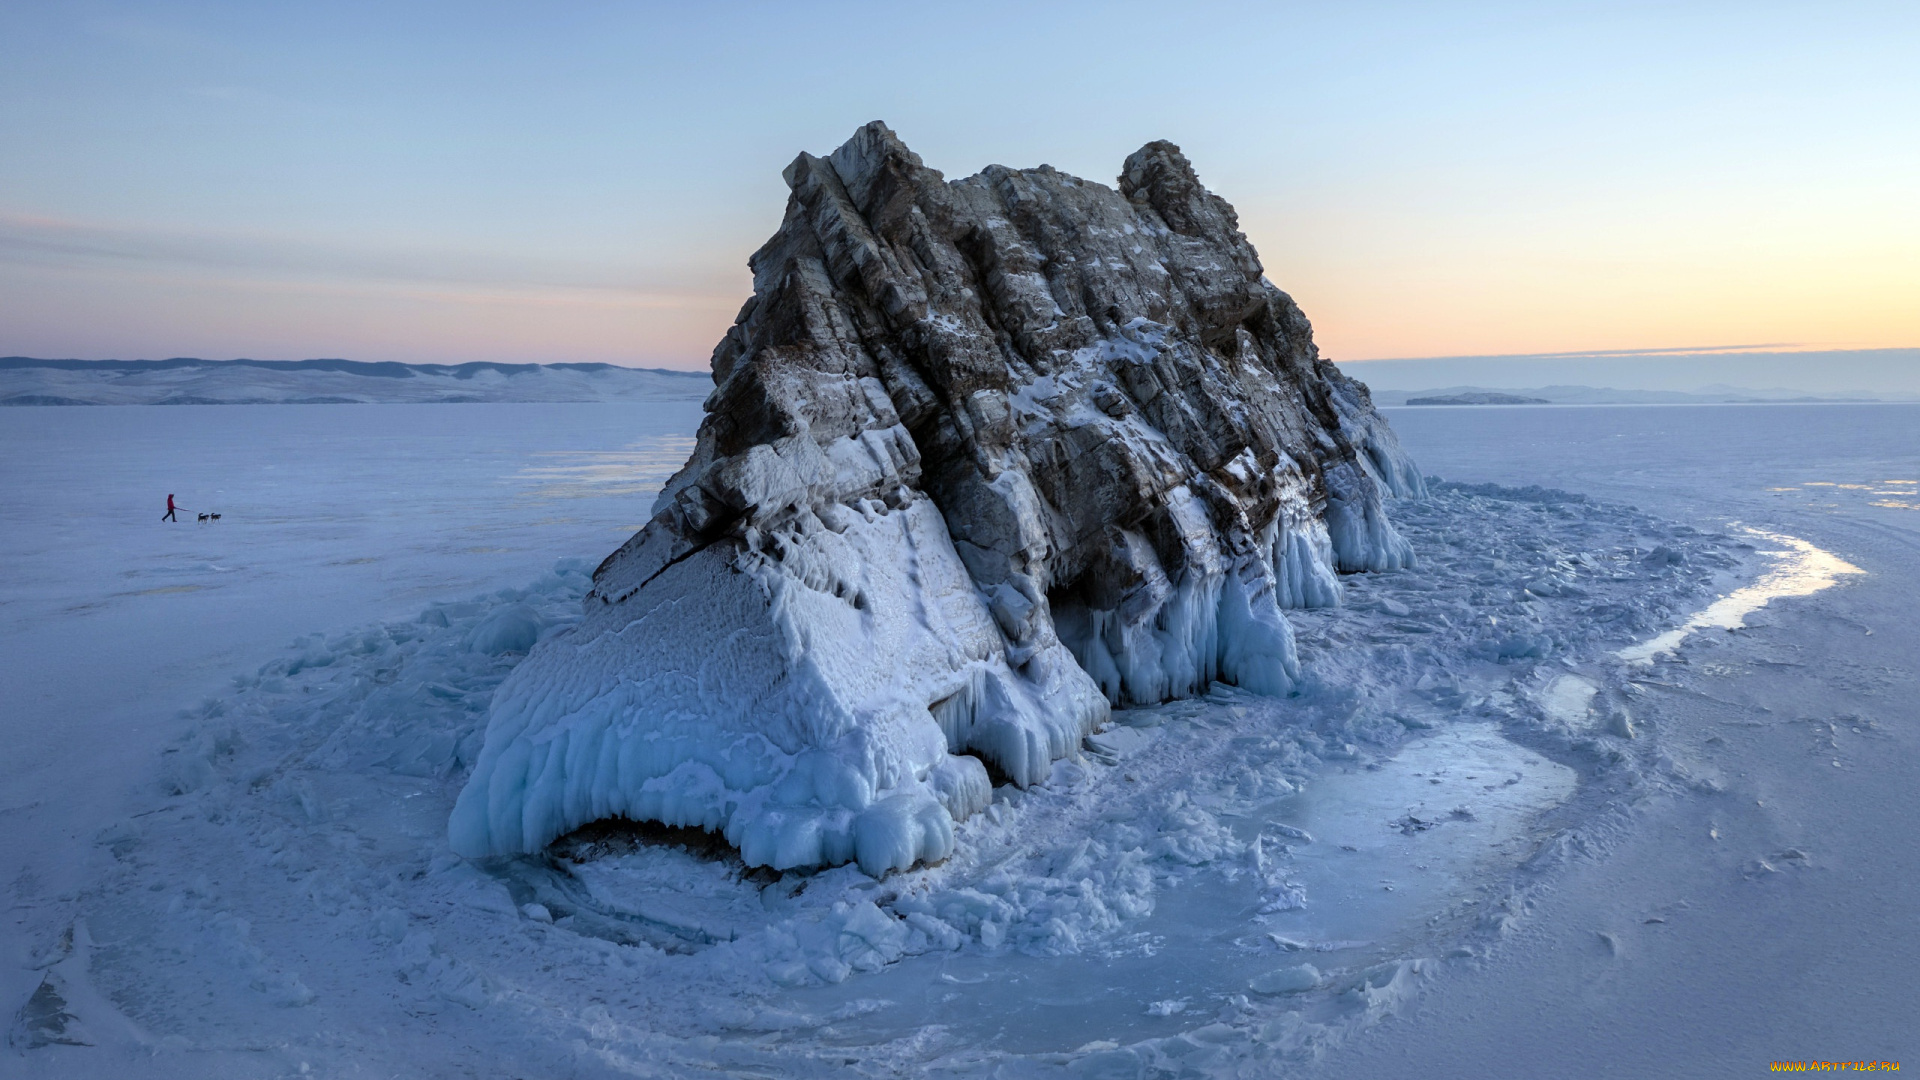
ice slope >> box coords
[450,125,1422,874]
[0,356,711,405]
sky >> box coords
[1,1,1916,377]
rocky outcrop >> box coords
[448,123,1423,876]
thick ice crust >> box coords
[451,123,1420,871]
[449,498,1102,874]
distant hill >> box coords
[1404,391,1551,406]
[0,357,711,405]
[1369,383,1913,407]
[1340,347,1920,400]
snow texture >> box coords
[451,123,1422,873]
[23,472,1779,1078]
[8,399,1911,1079]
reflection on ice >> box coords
[1254,724,1575,964]
[1540,674,1600,728]
[1617,530,1862,663]
[785,724,1574,1054]
[512,437,696,501]
[1762,479,1918,510]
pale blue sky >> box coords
[2,1,1915,371]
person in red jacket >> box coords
[163,494,179,522]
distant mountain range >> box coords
[1402,391,1551,406]
[1370,383,1920,407]
[1339,347,1920,401]
[0,357,711,405]
[9,357,1914,410]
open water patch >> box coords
[1617,529,1862,663]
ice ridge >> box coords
[449,123,1423,874]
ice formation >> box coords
[449,122,1423,873]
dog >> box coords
[197,513,210,523]
[210,513,221,521]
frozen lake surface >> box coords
[3,402,1914,1077]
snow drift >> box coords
[449,122,1423,874]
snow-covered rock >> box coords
[448,122,1422,874]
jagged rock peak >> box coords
[449,122,1425,877]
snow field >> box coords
[35,479,1768,1076]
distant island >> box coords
[1404,392,1551,406]
[0,356,710,406]
[1371,383,1912,407]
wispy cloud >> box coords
[0,212,742,308]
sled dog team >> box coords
[161,494,220,523]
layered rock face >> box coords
[449,123,1423,875]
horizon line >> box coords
[1343,343,1920,364]
[11,340,1920,371]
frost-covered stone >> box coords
[448,123,1421,873]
